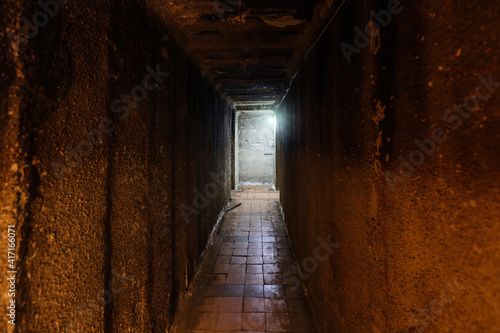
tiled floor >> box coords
[171,186,316,333]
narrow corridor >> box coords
[171,187,315,332]
[2,0,500,332]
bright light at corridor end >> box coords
[269,116,276,125]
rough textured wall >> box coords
[237,111,275,186]
[278,0,500,332]
[0,0,231,332]
[0,1,27,331]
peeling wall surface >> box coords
[277,0,500,332]
[0,0,231,331]
[237,111,275,186]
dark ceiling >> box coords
[147,0,338,110]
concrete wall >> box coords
[278,0,500,332]
[236,111,276,186]
[0,0,231,332]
